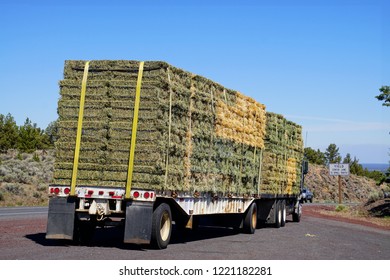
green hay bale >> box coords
[53,60,303,196]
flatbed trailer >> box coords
[46,182,306,249]
[46,60,307,249]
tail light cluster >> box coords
[49,187,70,196]
[48,186,155,201]
[131,190,155,201]
[49,186,125,199]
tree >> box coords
[18,118,50,153]
[375,86,390,106]
[343,153,352,164]
[45,120,59,146]
[304,147,326,165]
[324,143,341,165]
[0,113,19,152]
[350,156,364,176]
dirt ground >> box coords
[303,200,390,231]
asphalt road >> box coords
[0,206,389,260]
[0,206,48,217]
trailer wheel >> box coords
[274,201,282,228]
[280,201,286,227]
[243,203,257,234]
[151,203,172,249]
[292,202,302,223]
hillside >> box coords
[0,150,54,206]
[305,164,382,203]
[0,150,386,207]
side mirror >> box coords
[302,160,309,175]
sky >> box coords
[0,0,389,163]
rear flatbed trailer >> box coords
[46,60,307,249]
[46,183,305,249]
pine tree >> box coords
[343,153,352,164]
[325,143,342,165]
[18,118,41,153]
[304,147,326,165]
[375,86,390,106]
[45,120,59,146]
[0,113,19,152]
[350,156,364,176]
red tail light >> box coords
[144,192,150,199]
[87,190,94,195]
[64,188,70,195]
[54,188,60,194]
[109,191,115,196]
[133,191,140,198]
[98,190,104,195]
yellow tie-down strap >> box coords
[125,61,145,199]
[70,61,90,196]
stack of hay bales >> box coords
[53,60,267,195]
[260,112,304,195]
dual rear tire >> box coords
[274,200,286,228]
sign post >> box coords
[329,164,350,204]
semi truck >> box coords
[46,60,308,249]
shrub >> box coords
[33,192,41,199]
[335,204,348,212]
[367,191,382,204]
[4,184,24,195]
[0,192,4,201]
[37,184,47,192]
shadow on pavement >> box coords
[25,223,250,250]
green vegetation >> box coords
[0,113,57,153]
[324,143,342,165]
[375,85,390,107]
[305,143,388,185]
[367,190,382,204]
[335,204,348,212]
[0,150,54,206]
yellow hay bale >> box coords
[215,91,266,148]
[284,157,298,194]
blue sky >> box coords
[1,0,389,163]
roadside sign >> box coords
[329,164,350,176]
[329,164,350,204]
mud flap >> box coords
[124,201,153,244]
[257,199,276,224]
[46,197,76,240]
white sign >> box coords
[329,163,350,176]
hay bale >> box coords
[53,60,303,196]
[260,112,304,195]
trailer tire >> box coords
[274,201,282,228]
[151,203,172,249]
[280,200,286,227]
[243,203,257,234]
[293,202,302,223]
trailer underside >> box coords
[46,187,302,249]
